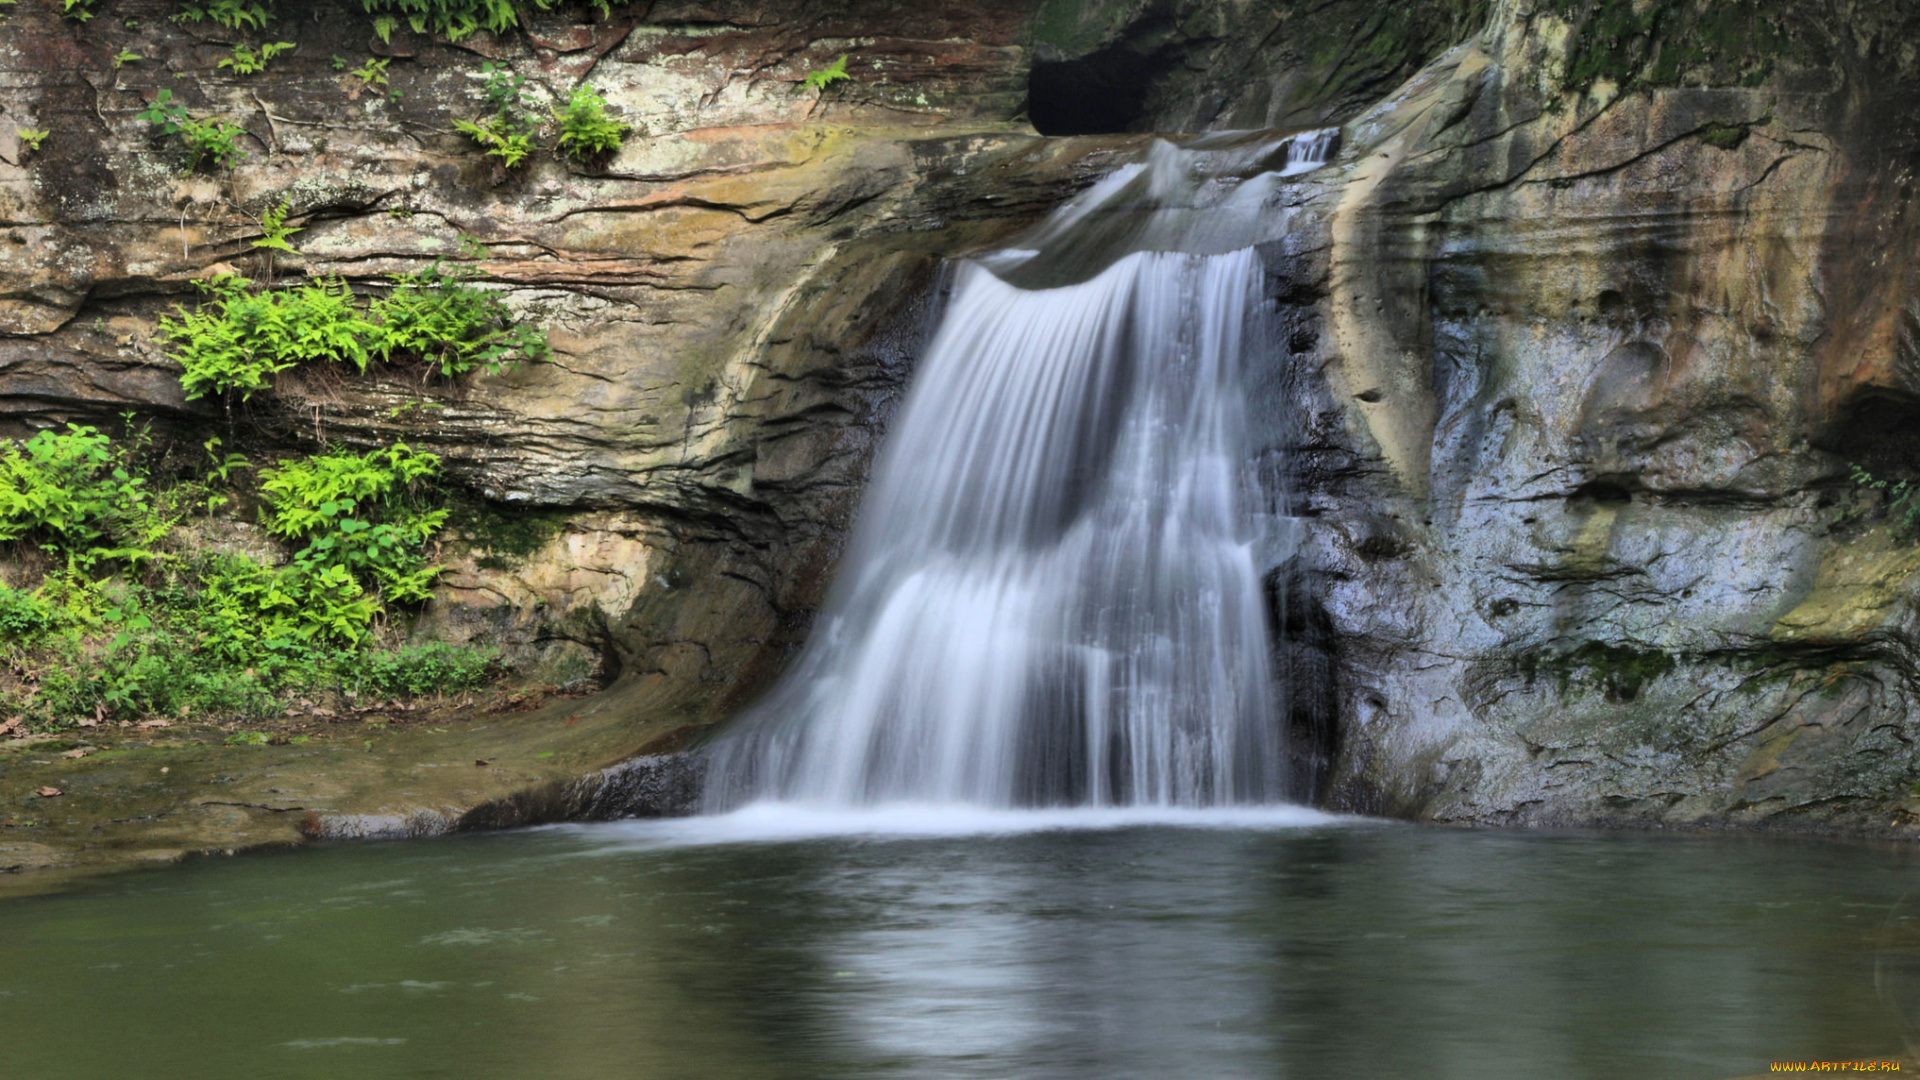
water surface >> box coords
[3,810,1916,1079]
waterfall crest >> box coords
[702,131,1334,809]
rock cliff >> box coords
[3,0,1919,845]
[1245,0,1920,833]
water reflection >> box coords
[0,816,1915,1079]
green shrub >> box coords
[352,641,497,697]
[251,201,302,255]
[159,267,545,398]
[453,116,533,168]
[30,625,283,725]
[371,262,549,375]
[0,425,150,549]
[454,61,537,168]
[349,57,390,88]
[802,54,849,92]
[555,85,628,161]
[0,584,50,638]
[219,42,295,75]
[0,428,522,728]
[259,443,448,605]
[363,0,535,42]
[159,275,373,399]
[1850,465,1920,544]
[175,0,274,30]
[137,89,248,170]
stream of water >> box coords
[4,814,1917,1078]
[704,131,1335,810]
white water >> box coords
[702,130,1337,811]
[578,802,1349,853]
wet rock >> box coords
[1247,0,1920,834]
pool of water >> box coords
[3,806,1917,1079]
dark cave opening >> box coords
[1026,36,1179,136]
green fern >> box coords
[220,42,295,76]
[554,85,628,161]
[362,0,523,43]
[137,89,248,170]
[175,0,274,30]
[802,54,850,92]
[453,117,532,168]
[251,201,302,254]
[349,56,390,87]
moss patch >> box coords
[1545,0,1798,93]
[1698,120,1752,150]
[445,497,571,572]
[1513,640,1679,703]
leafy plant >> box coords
[138,89,248,170]
[349,56,390,87]
[159,274,373,399]
[113,49,142,68]
[175,0,273,30]
[0,583,51,638]
[372,261,548,376]
[554,84,627,162]
[362,0,532,43]
[0,425,151,550]
[452,116,532,168]
[351,641,496,697]
[259,443,448,605]
[219,42,295,76]
[1850,465,1920,544]
[802,54,849,92]
[61,0,94,22]
[0,424,518,729]
[478,60,529,117]
[16,128,48,155]
[158,259,548,398]
[251,201,302,254]
[455,61,537,168]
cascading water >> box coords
[702,130,1338,810]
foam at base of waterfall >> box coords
[574,802,1352,852]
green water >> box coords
[2,807,1916,1079]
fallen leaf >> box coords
[61,748,88,759]
[0,717,22,738]
[136,718,172,729]
[475,759,490,767]
[75,717,97,728]
[34,787,61,798]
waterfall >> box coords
[702,130,1336,810]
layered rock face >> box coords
[5,0,1920,835]
[1244,0,1920,832]
[0,0,1131,728]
